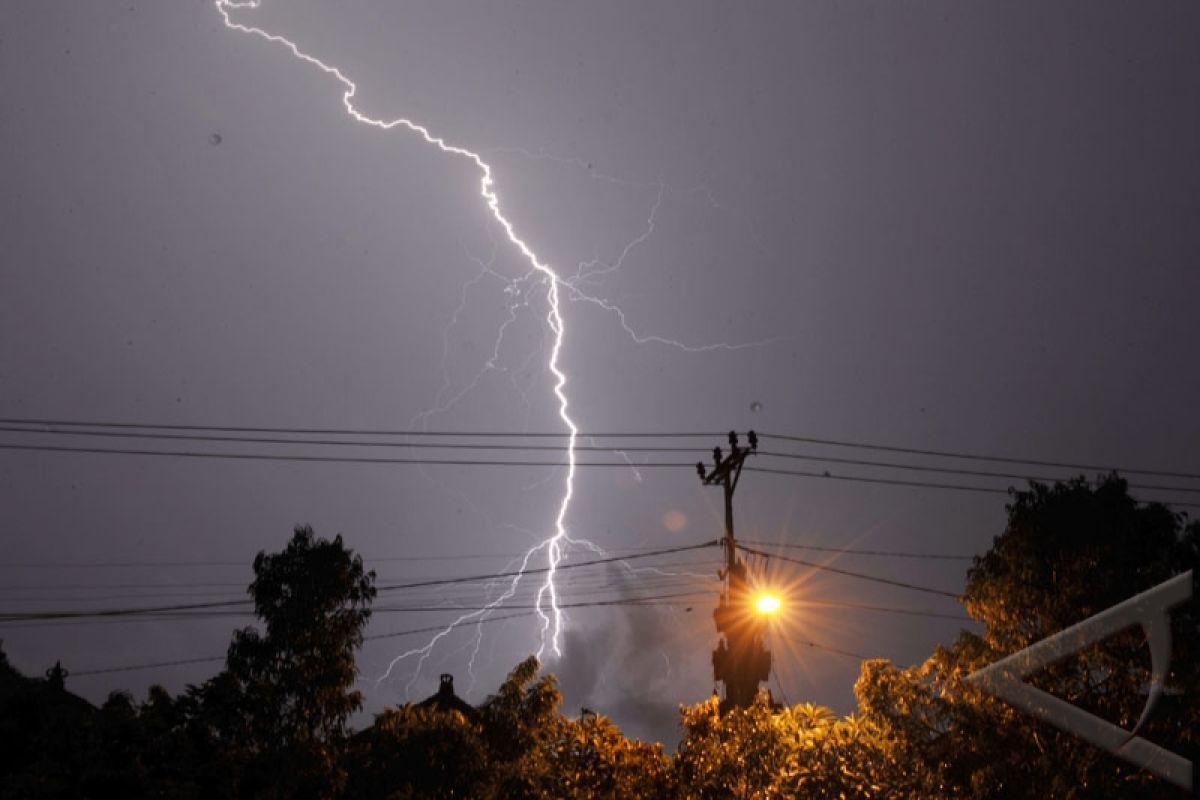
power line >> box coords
[736,544,962,598]
[745,466,1200,508]
[755,451,1200,496]
[373,597,972,622]
[373,591,708,613]
[6,421,1196,508]
[71,610,539,676]
[0,571,719,608]
[0,417,718,438]
[0,561,720,605]
[68,613,878,678]
[4,416,1195,479]
[0,425,710,454]
[759,432,1200,481]
[0,442,692,469]
[740,540,973,561]
[786,638,871,661]
[0,542,720,622]
[372,541,717,591]
[771,664,791,706]
[0,543,708,570]
[795,600,973,621]
[8,441,1195,507]
[7,424,1198,495]
[2,592,971,632]
[21,423,1198,492]
[747,466,1010,495]
[73,655,227,677]
[66,589,710,676]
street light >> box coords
[755,594,782,615]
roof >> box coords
[415,673,478,721]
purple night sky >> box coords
[2,1,1197,744]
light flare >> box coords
[755,594,782,614]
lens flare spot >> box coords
[662,510,688,533]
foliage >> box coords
[854,476,1197,799]
[547,711,676,800]
[201,525,377,796]
[676,694,896,799]
[2,480,1192,798]
[346,705,487,800]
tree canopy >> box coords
[1,481,1192,798]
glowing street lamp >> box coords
[755,594,782,615]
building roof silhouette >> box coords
[415,673,478,721]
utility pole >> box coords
[697,431,770,710]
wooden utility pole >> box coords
[697,431,770,710]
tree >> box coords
[855,476,1197,798]
[675,694,786,800]
[475,655,564,799]
[191,525,376,797]
[346,705,488,800]
[546,711,675,800]
[347,655,675,800]
[675,694,896,799]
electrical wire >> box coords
[0,442,692,468]
[372,541,717,591]
[0,542,714,570]
[0,547,715,571]
[794,600,972,621]
[4,416,1194,479]
[0,425,709,454]
[740,540,973,561]
[747,466,1010,495]
[4,424,1198,495]
[754,451,1200,495]
[66,590,711,676]
[759,432,1200,481]
[745,465,1200,508]
[6,441,1194,507]
[736,544,962,598]
[70,610,539,676]
[0,542,720,622]
[787,639,871,661]
[0,417,719,438]
[68,614,878,678]
[770,663,790,707]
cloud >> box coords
[553,564,694,746]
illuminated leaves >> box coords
[675,695,895,799]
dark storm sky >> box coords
[2,1,1198,744]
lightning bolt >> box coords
[216,0,576,663]
[214,1,775,692]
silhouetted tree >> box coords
[188,525,376,797]
[347,656,675,800]
[855,476,1196,798]
[346,705,487,799]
